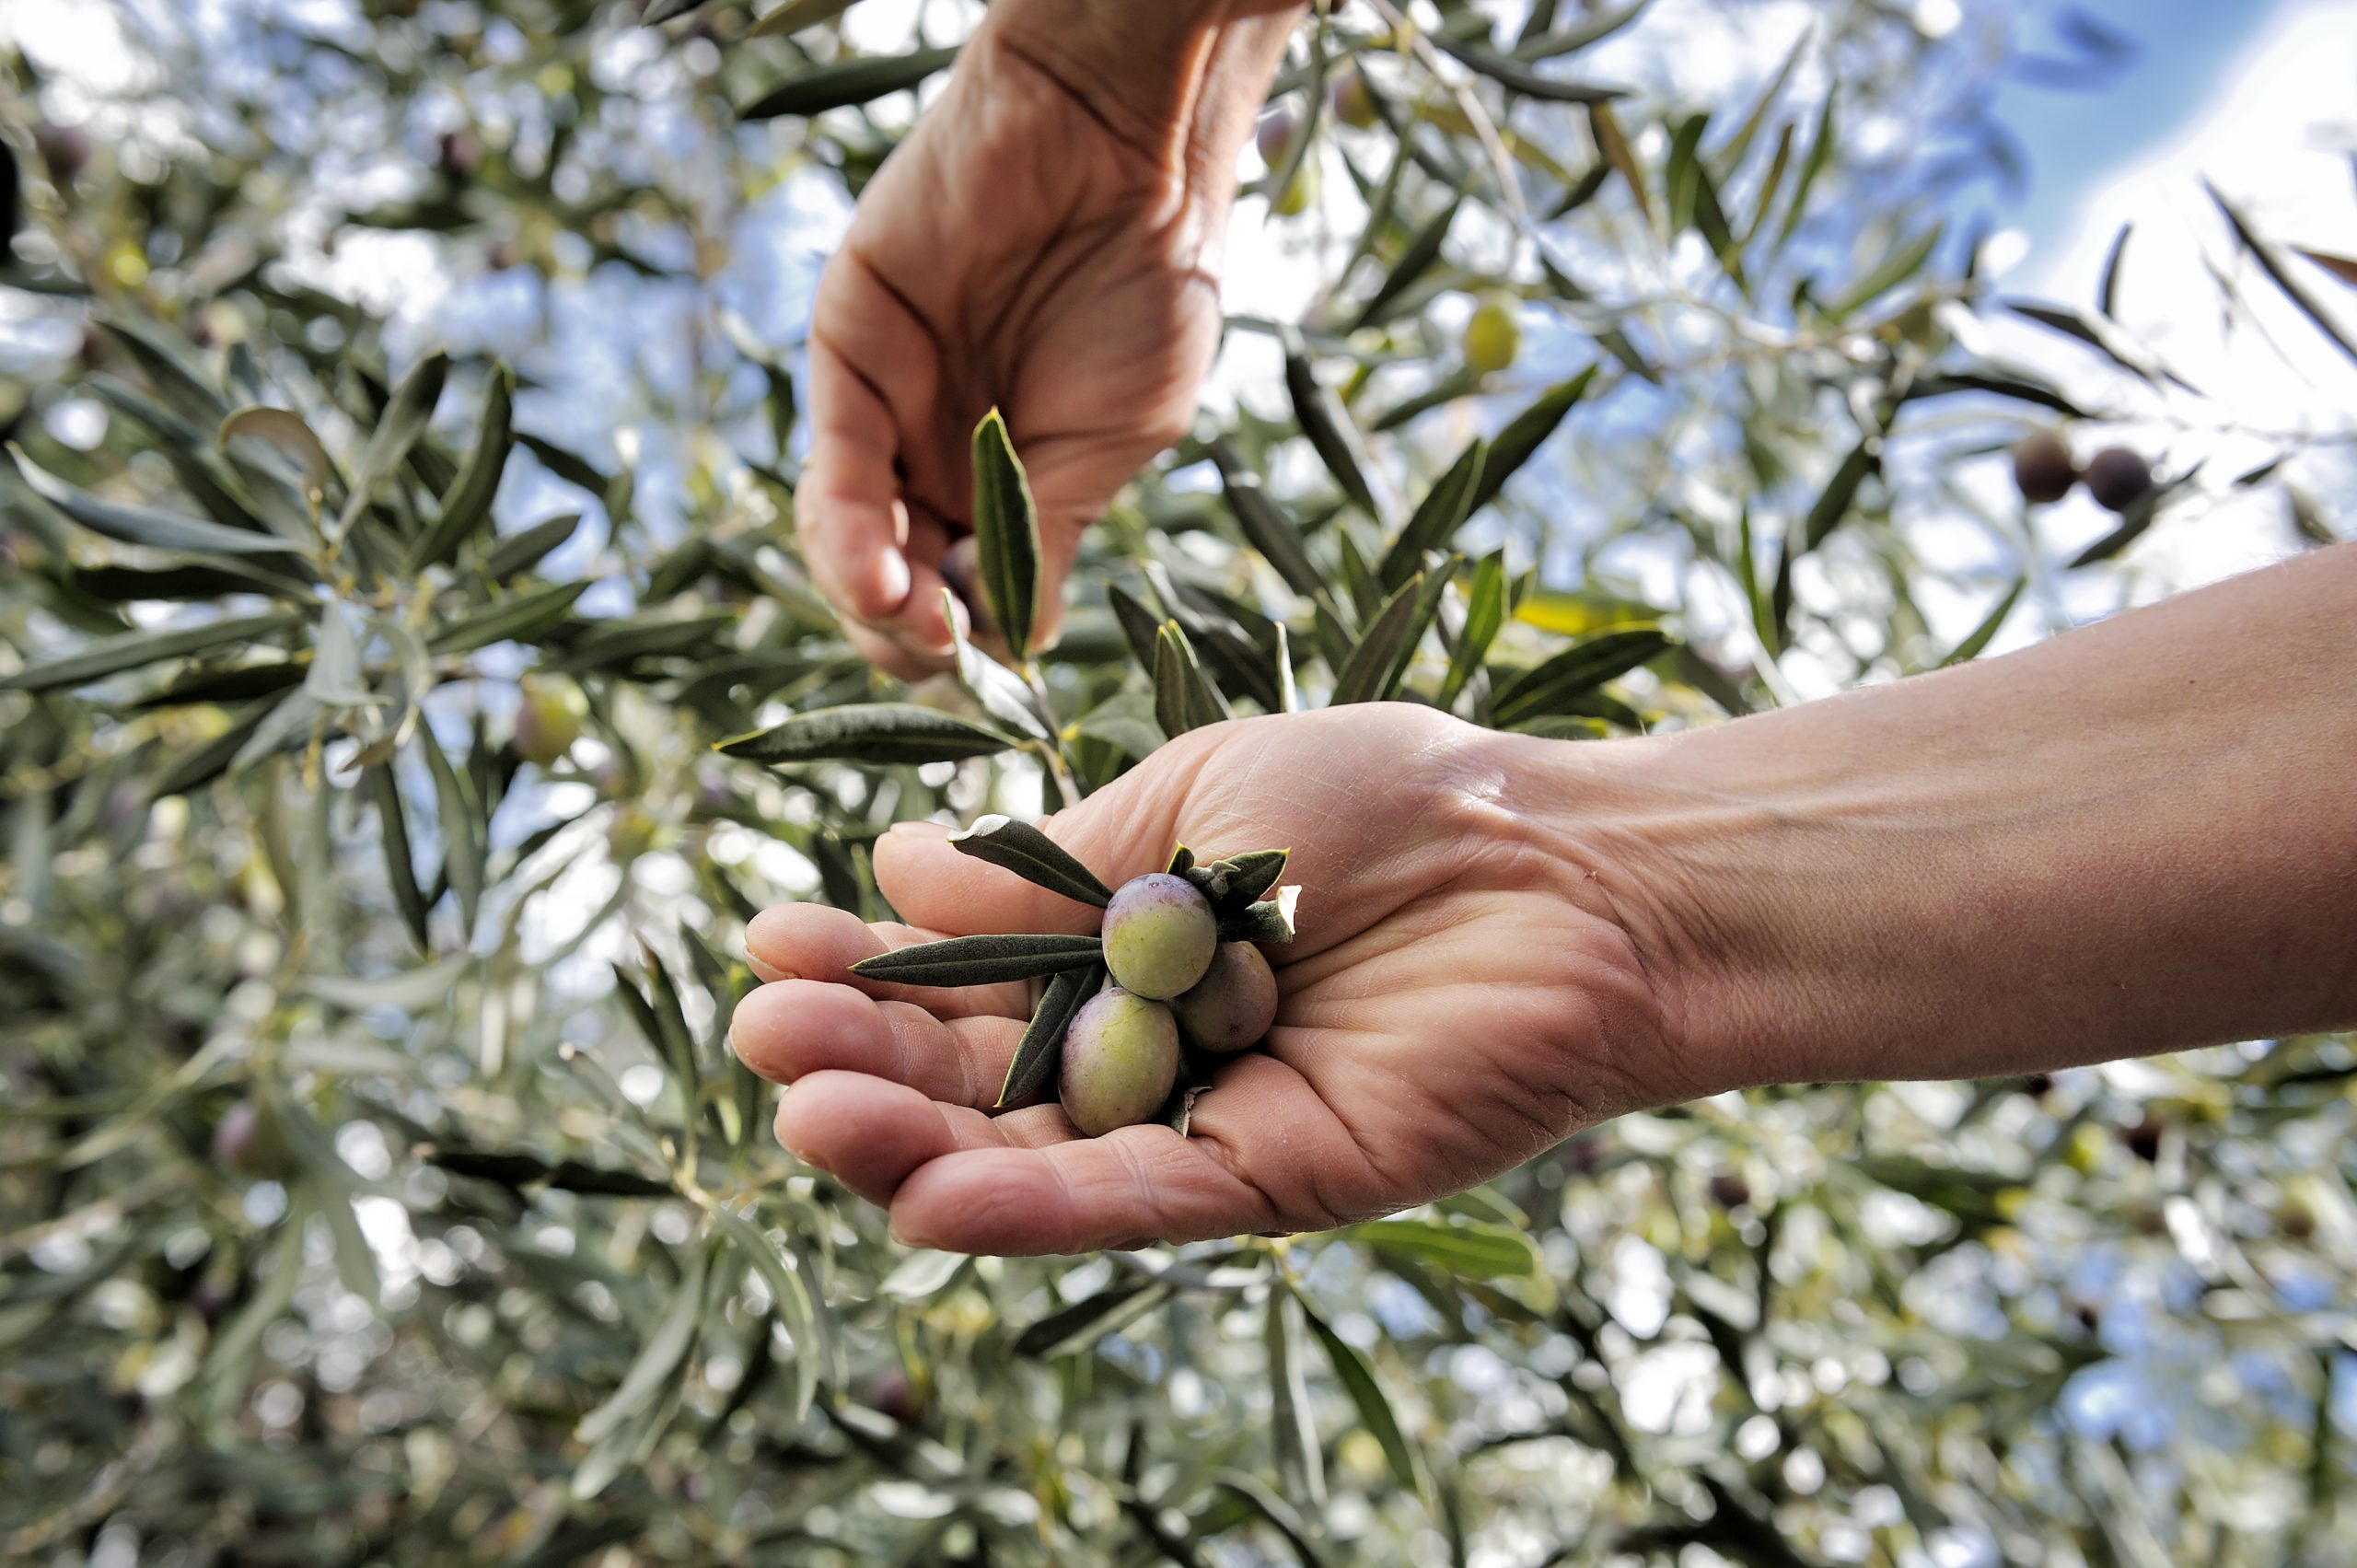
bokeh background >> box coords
[4,1,2355,1564]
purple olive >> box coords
[1059,988,1180,1135]
[2084,447,2152,513]
[1171,942,1278,1053]
[1256,109,1301,168]
[2009,431,2077,505]
[1102,873,1217,1000]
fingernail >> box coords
[871,549,911,614]
[889,1212,944,1249]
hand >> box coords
[730,706,1684,1255]
[795,0,1304,677]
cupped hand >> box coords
[795,1,1301,676]
[731,706,1687,1255]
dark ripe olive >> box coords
[2009,431,2077,505]
[2083,447,2153,513]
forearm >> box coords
[983,0,1307,187]
[1564,545,2357,1097]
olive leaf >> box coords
[739,44,959,120]
[1939,577,2026,668]
[429,579,590,656]
[1213,849,1289,911]
[950,815,1112,908]
[0,610,301,694]
[1344,1217,1539,1279]
[1354,192,1463,331]
[1263,1283,1327,1510]
[944,588,1052,742]
[1329,572,1431,706]
[1440,552,1507,710]
[1471,366,1597,516]
[217,407,331,500]
[1014,1276,1170,1359]
[1379,443,1485,592]
[1799,439,1877,552]
[1166,844,1195,877]
[1284,346,1379,517]
[996,962,1101,1108]
[482,512,581,579]
[1154,621,1230,738]
[408,361,514,571]
[1212,442,1324,600]
[746,0,862,41]
[1432,34,1625,102]
[1293,1287,1420,1493]
[336,349,448,542]
[424,1147,674,1199]
[849,933,1104,988]
[970,409,1041,662]
[10,447,306,556]
[1220,886,1299,944]
[1491,627,1671,726]
[717,703,1016,767]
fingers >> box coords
[773,1072,1074,1205]
[885,1123,1275,1255]
[743,902,1033,1018]
[731,979,1027,1108]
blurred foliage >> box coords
[4,1,2356,1564]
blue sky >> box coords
[1990,0,2295,265]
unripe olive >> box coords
[1171,941,1277,1053]
[2009,431,2077,505]
[1255,109,1301,168]
[1329,67,1378,130]
[1059,988,1180,1136]
[1707,1171,1751,1211]
[1462,300,1522,377]
[1271,162,1318,217]
[1102,873,1217,1000]
[514,673,587,766]
[861,1368,925,1426]
[2084,447,2152,512]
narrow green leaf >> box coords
[1353,193,1463,331]
[946,590,1053,741]
[482,512,581,579]
[1439,552,1506,709]
[1263,1285,1327,1508]
[711,1204,820,1423]
[1295,1291,1419,1492]
[1283,350,1378,517]
[1212,450,1323,602]
[1346,1217,1539,1278]
[337,350,448,540]
[99,314,226,422]
[409,363,514,570]
[1800,440,1876,552]
[1215,849,1290,910]
[1212,1472,1328,1568]
[1470,366,1597,516]
[1828,224,1942,321]
[1773,87,1836,254]
[10,448,304,556]
[364,764,430,949]
[970,409,1041,660]
[300,953,470,1012]
[2097,223,2132,319]
[150,694,287,798]
[1108,582,1165,672]
[428,578,589,656]
[998,963,1100,1108]
[849,933,1104,987]
[1379,441,1484,590]
[747,0,862,40]
[1588,103,1652,230]
[577,1243,710,1445]
[878,1249,968,1300]
[1220,886,1298,944]
[1939,577,2026,668]
[740,45,959,121]
[1330,574,1428,705]
[1737,505,1779,657]
[421,727,483,933]
[1491,627,1670,726]
[2208,180,2357,369]
[951,814,1112,908]
[1016,1277,1170,1359]
[716,702,1015,766]
[1430,36,1624,102]
[1154,622,1230,738]
[0,610,298,693]
[217,407,331,498]
[1513,0,1649,60]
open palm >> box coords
[733,707,1679,1255]
[797,6,1295,676]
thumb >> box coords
[871,738,1210,936]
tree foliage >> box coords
[3,1,2353,1563]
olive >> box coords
[1059,988,1180,1136]
[1102,873,1217,1000]
[2084,447,2152,513]
[2009,431,2077,505]
[1171,942,1278,1053]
